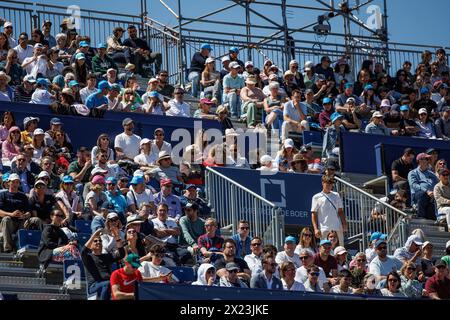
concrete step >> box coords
[0,267,38,277]
[411,218,442,226]
[0,253,17,261]
[0,275,46,286]
[0,283,63,294]
[0,260,23,268]
[423,230,450,239]
[426,237,449,248]
[0,290,70,300]
[410,224,446,234]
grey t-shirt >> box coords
[369,256,403,276]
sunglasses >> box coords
[17,158,26,162]
[251,242,262,247]
[155,133,164,136]
[377,246,387,250]
[154,253,165,258]
[309,272,320,277]
[35,185,46,189]
[93,240,102,243]
[388,278,398,283]
[205,224,215,227]
[300,256,309,260]
[356,259,366,262]
[127,230,136,234]
[228,269,238,274]
[303,233,312,237]
[406,267,416,271]
[240,227,249,230]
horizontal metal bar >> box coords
[206,167,276,207]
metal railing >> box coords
[335,176,409,254]
[0,0,143,46]
[205,167,285,250]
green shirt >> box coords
[178,215,205,247]
[67,160,93,183]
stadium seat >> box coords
[75,220,92,235]
[17,229,41,250]
[167,266,196,283]
[302,130,323,147]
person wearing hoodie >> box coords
[192,263,217,286]
[393,235,424,268]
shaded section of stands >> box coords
[0,102,222,150]
[213,167,322,226]
[341,132,450,175]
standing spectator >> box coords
[280,261,305,291]
[391,148,415,192]
[434,48,449,76]
[313,240,338,279]
[250,254,283,290]
[231,220,252,259]
[107,27,130,64]
[178,202,205,255]
[188,44,212,98]
[166,87,191,117]
[222,62,245,119]
[408,153,439,220]
[434,168,450,231]
[368,239,402,282]
[0,173,32,252]
[311,175,347,245]
[275,236,301,268]
[381,271,407,297]
[322,112,345,160]
[244,236,264,275]
[157,70,174,98]
[424,259,450,300]
[114,118,141,161]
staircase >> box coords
[408,219,450,259]
[0,252,85,300]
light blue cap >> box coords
[75,52,86,60]
[331,112,344,123]
[98,80,111,91]
[285,236,297,243]
[323,97,332,104]
[200,43,212,51]
[320,239,332,246]
[62,175,74,183]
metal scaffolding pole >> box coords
[281,0,289,70]
[245,0,252,61]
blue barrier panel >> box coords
[341,132,450,175]
[213,167,322,226]
[137,282,390,300]
[0,102,221,151]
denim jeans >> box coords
[223,92,241,118]
[188,71,200,98]
[89,280,111,300]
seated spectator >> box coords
[257,154,278,173]
[334,246,349,271]
[315,56,334,81]
[217,262,249,289]
[14,32,33,64]
[124,217,147,258]
[91,43,117,77]
[244,236,264,276]
[0,71,14,102]
[335,83,361,111]
[79,73,97,104]
[85,175,107,218]
[45,48,63,79]
[143,91,168,115]
[37,209,80,270]
[138,244,179,283]
[223,62,245,119]
[198,217,224,260]
[151,128,172,156]
[240,75,265,128]
[157,70,174,98]
[179,186,210,217]
[29,78,54,104]
[281,89,309,142]
[153,152,183,185]
[393,235,423,267]
[11,153,35,193]
[263,82,287,131]
[349,252,367,288]
[192,263,217,286]
[106,84,123,111]
[104,178,127,222]
[365,111,393,135]
[153,178,182,218]
[110,253,144,300]
[41,20,56,48]
[340,97,361,131]
[167,87,191,117]
[424,259,450,300]
[408,153,439,220]
[231,220,252,259]
[421,241,436,278]
[368,239,402,282]
[322,112,345,160]
[280,261,304,291]
[250,253,283,290]
[55,175,82,224]
[126,175,155,215]
[28,179,56,229]
[107,27,130,64]
[331,269,354,294]
[178,202,205,255]
[295,227,317,255]
[399,261,423,298]
[0,111,16,144]
[121,88,144,113]
[1,49,23,87]
[200,57,219,98]
[435,106,450,139]
[303,265,325,292]
[381,271,407,297]
[215,239,251,283]
[399,105,420,136]
[275,139,298,172]
[193,98,217,120]
[0,173,32,252]
[188,44,212,98]
[275,236,301,268]
[360,84,381,110]
[334,58,354,85]
[313,240,338,279]
[2,126,22,164]
[22,43,46,76]
[416,108,437,139]
[134,138,157,169]
[216,105,234,134]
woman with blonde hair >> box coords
[295,226,317,255]
[84,175,108,218]
[275,138,298,172]
[399,261,423,298]
[201,57,219,98]
[280,261,305,291]
[55,175,83,225]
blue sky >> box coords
[32,0,450,48]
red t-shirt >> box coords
[313,253,338,277]
[425,274,450,299]
[110,268,143,300]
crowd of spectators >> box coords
[0,19,449,300]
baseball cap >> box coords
[375,239,387,248]
[160,178,173,187]
[125,253,142,268]
[140,138,151,147]
[91,167,108,176]
[380,99,391,108]
[23,75,36,83]
[34,180,47,187]
[130,176,144,185]
[420,87,430,94]
[418,108,428,115]
[408,235,423,247]
[334,246,347,255]
[421,241,433,249]
[370,232,387,242]
[106,176,118,184]
[174,87,185,94]
[225,262,240,271]
[3,21,13,28]
[260,155,273,164]
[285,236,297,243]
[122,118,133,126]
[148,78,159,84]
[91,175,106,185]
[245,61,253,68]
[62,175,74,184]
[229,47,239,53]
[284,139,294,149]
[68,80,79,88]
[364,84,374,91]
[36,78,49,86]
[200,43,212,51]
[8,173,20,181]
[400,105,410,112]
[346,97,356,104]
[50,117,62,125]
[371,111,384,118]
[23,116,40,127]
[98,80,111,91]
[185,184,197,190]
[75,52,86,60]
[304,61,314,71]
[289,59,298,66]
[269,74,278,80]
[110,84,121,93]
[34,43,44,49]
[426,148,438,155]
[37,171,50,179]
[106,212,119,220]
[319,239,332,246]
[323,97,332,104]
[229,61,240,69]
[78,41,89,48]
[438,168,450,176]
[154,128,165,135]
[205,57,215,64]
[331,112,344,123]
[221,56,230,63]
[200,98,214,105]
[185,202,199,211]
[416,153,431,161]
[434,259,447,268]
[344,83,354,89]
[33,128,45,135]
[97,43,107,49]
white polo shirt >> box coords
[114,132,141,159]
[311,191,343,232]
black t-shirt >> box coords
[0,191,30,220]
[399,117,419,136]
[123,37,150,51]
[391,158,414,180]
[214,256,249,272]
[140,220,155,237]
[81,246,126,287]
[383,112,401,127]
[29,194,56,221]
[190,52,208,73]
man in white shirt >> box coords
[114,118,142,161]
[295,248,329,290]
[151,203,180,245]
[166,87,191,117]
[14,32,33,64]
[311,175,348,245]
[134,138,157,168]
[368,239,403,282]
[80,74,98,104]
[244,236,264,275]
[3,22,16,48]
[275,236,301,268]
[22,43,46,76]
[126,175,155,214]
[151,128,172,157]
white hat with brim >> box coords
[0,71,11,83]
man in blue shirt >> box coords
[105,177,128,225]
[188,43,212,98]
[408,153,440,220]
[231,220,252,259]
[222,62,245,119]
[85,80,111,111]
[154,179,182,222]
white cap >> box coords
[269,74,278,80]
[133,169,144,177]
[245,61,253,68]
[205,57,215,64]
[334,246,348,255]
[346,97,356,104]
[380,99,391,107]
[221,56,230,63]
[229,61,240,69]
[34,43,44,49]
[418,108,428,115]
[23,75,36,83]
[91,167,108,175]
[422,241,432,249]
[289,60,298,65]
[34,179,47,187]
[107,212,119,220]
[148,77,159,84]
[371,111,383,118]
[260,155,273,164]
[304,61,314,71]
[446,240,450,249]
[8,173,20,181]
[269,65,279,70]
[4,22,13,28]
[284,138,294,149]
[37,171,50,179]
[107,68,116,73]
[225,128,239,137]
[33,128,45,135]
[264,59,273,66]
[140,138,151,146]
